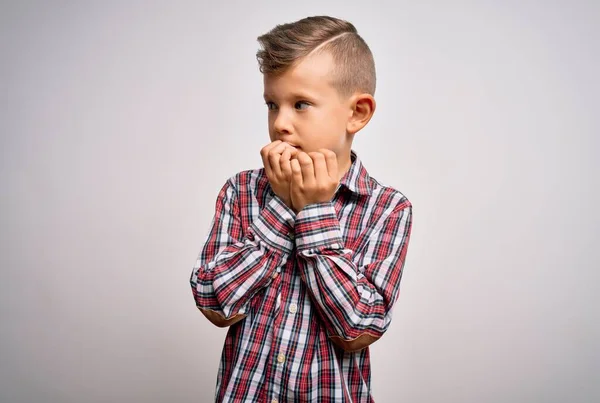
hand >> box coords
[290,149,339,213]
[260,140,299,209]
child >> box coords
[190,15,413,403]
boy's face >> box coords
[263,51,353,157]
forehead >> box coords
[263,51,337,98]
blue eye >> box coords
[265,102,278,110]
[295,101,310,110]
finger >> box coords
[287,146,299,160]
[268,142,288,178]
[297,152,315,185]
[310,152,328,183]
[280,148,292,178]
[286,147,300,173]
[318,149,338,179]
[291,158,303,187]
[261,140,282,158]
[260,140,282,177]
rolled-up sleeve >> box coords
[295,199,413,351]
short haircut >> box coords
[256,16,376,97]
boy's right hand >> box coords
[260,140,299,210]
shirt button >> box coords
[271,271,278,279]
[277,353,285,364]
[289,303,297,313]
[289,232,295,240]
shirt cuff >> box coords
[249,193,296,253]
[295,202,344,252]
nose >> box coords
[272,108,292,135]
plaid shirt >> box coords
[190,150,413,403]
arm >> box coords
[190,177,296,327]
[295,199,413,352]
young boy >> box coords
[190,16,413,403]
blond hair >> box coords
[256,16,376,97]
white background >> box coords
[1,1,598,402]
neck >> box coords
[337,153,353,183]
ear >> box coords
[346,93,376,135]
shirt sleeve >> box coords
[295,199,413,352]
[190,177,296,327]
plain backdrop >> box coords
[1,1,598,402]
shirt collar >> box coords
[338,150,372,196]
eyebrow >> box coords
[263,91,318,101]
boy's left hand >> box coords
[290,149,339,213]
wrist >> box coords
[282,196,293,209]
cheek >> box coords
[267,118,275,138]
